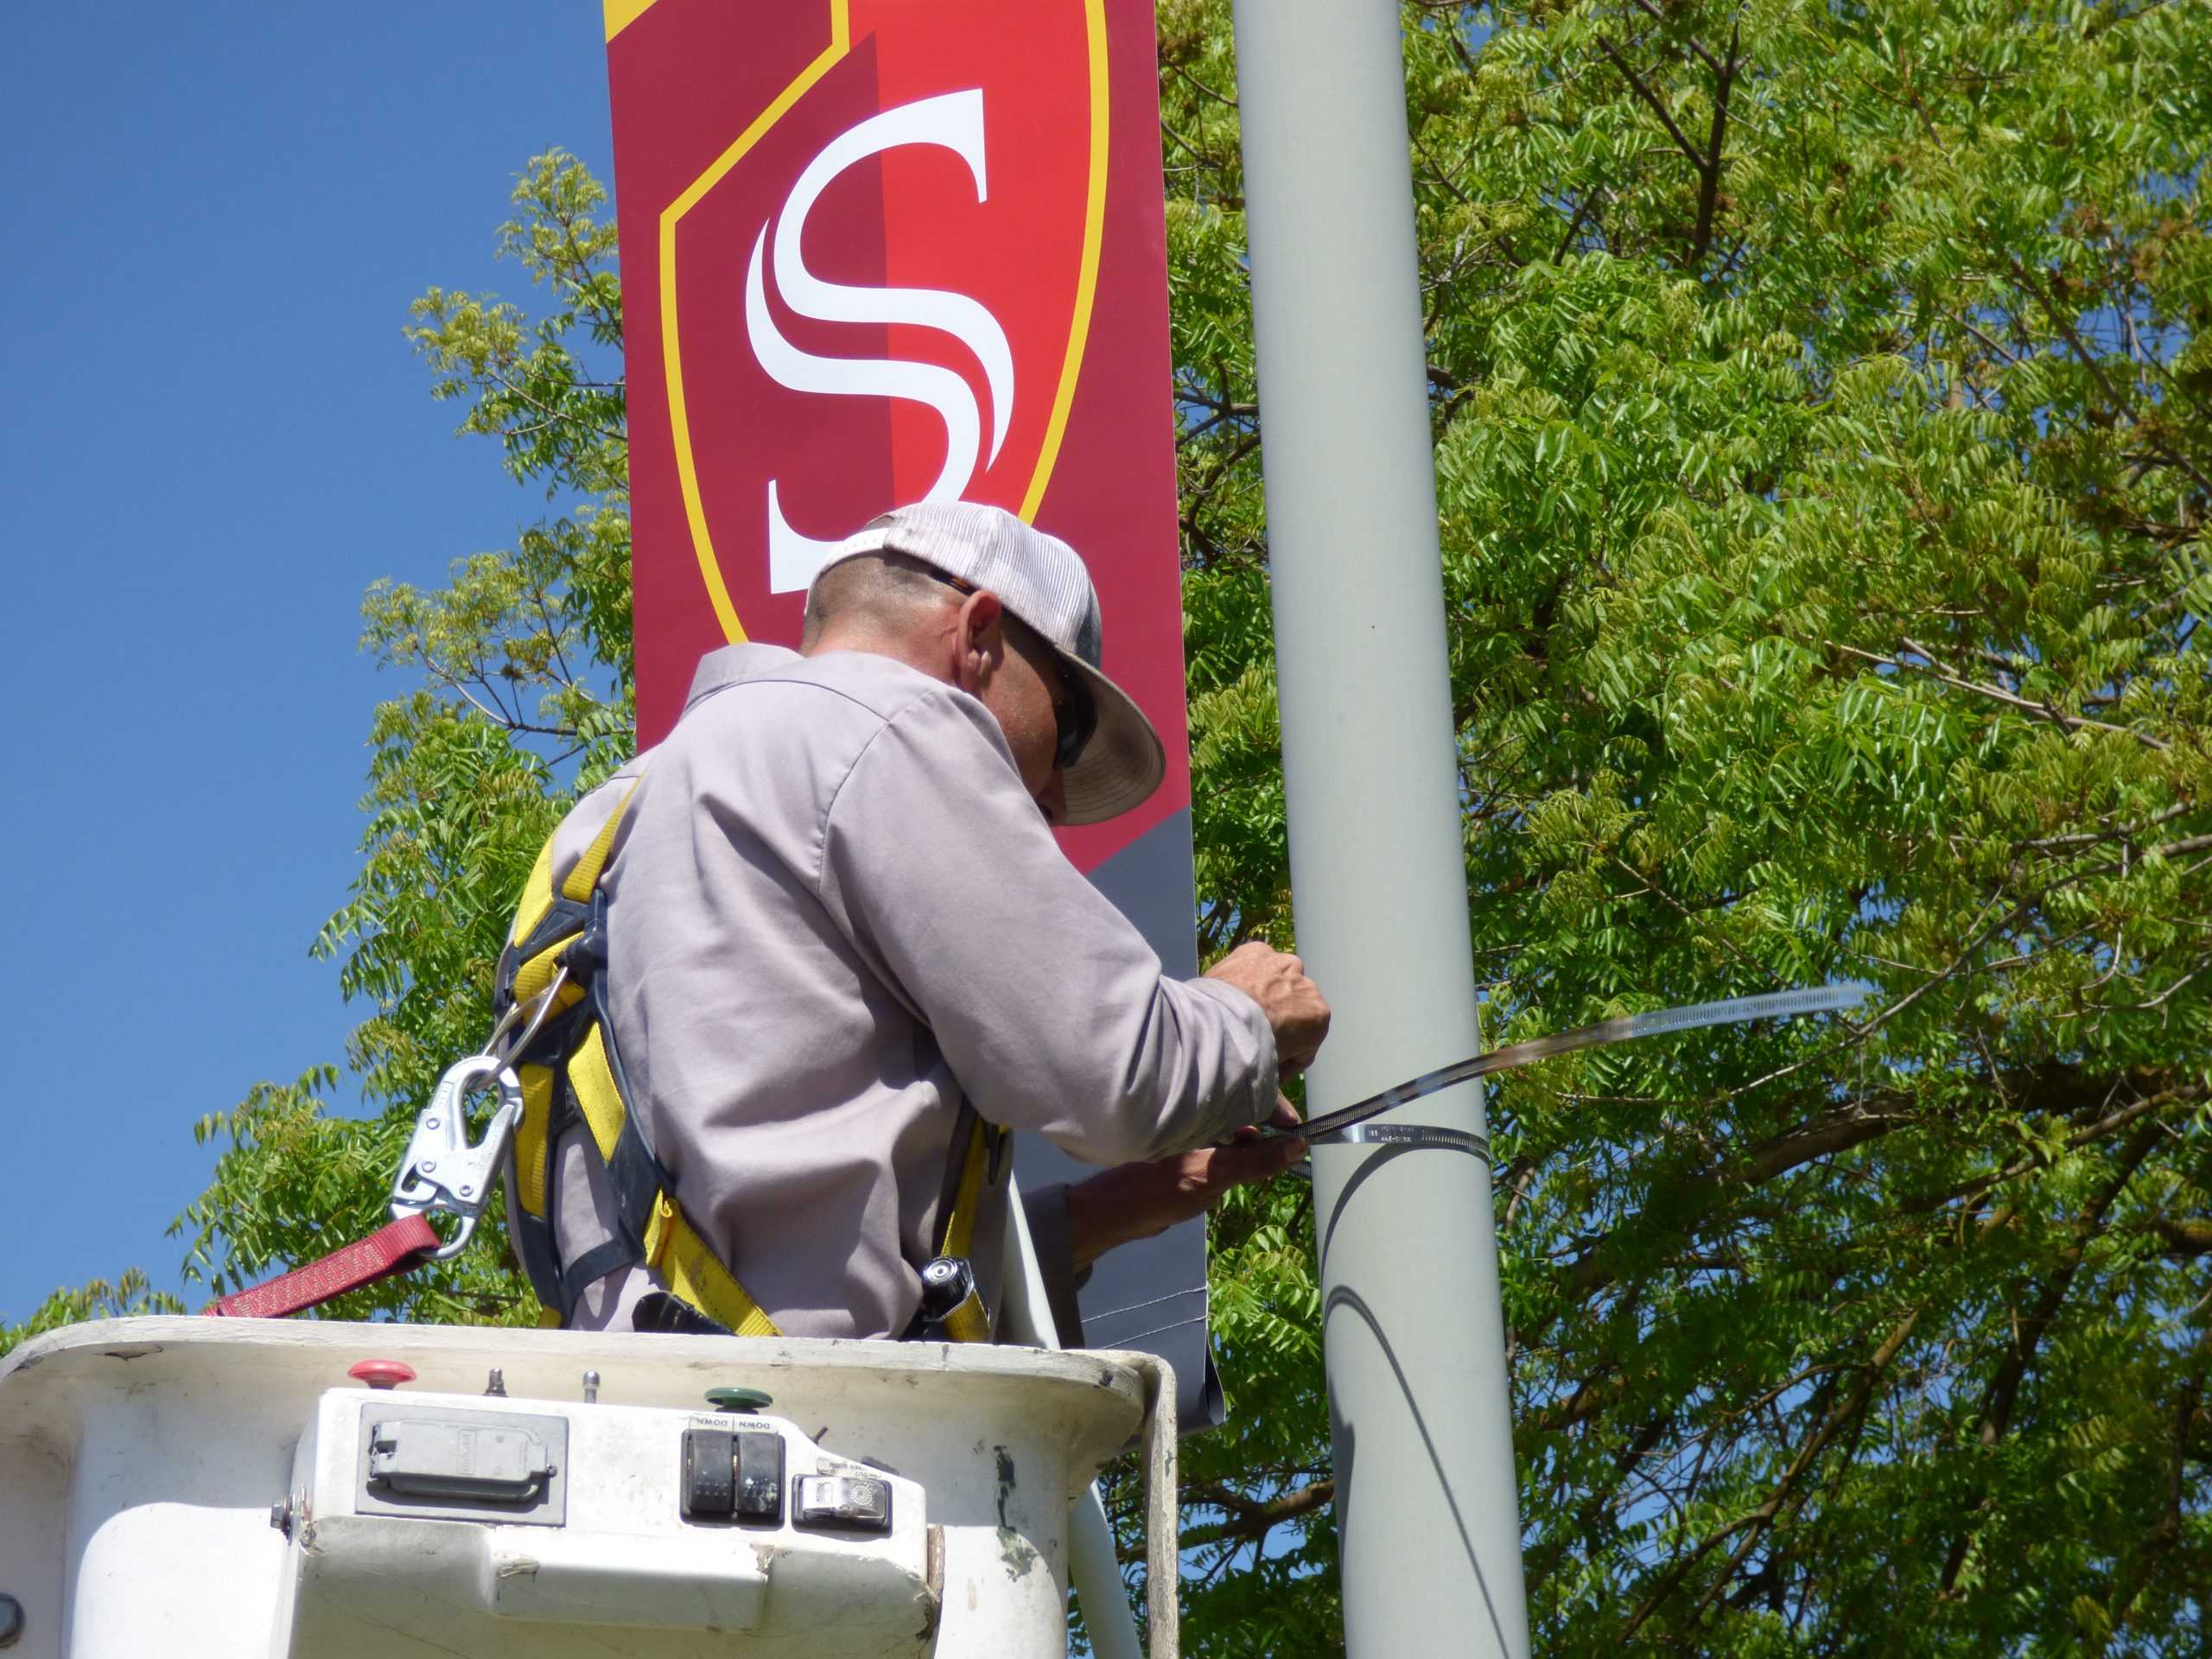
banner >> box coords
[605,0,1215,1421]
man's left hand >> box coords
[1065,1095,1306,1270]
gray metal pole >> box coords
[1227,5,1530,1655]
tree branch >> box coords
[1554,185,1605,260]
[2149,1217,2212,1257]
[2107,1329,2206,1635]
[1597,22,1739,270]
[1827,639,2172,751]
[2013,261,2212,498]
[1627,0,1726,79]
[1899,1080,2196,1215]
[1180,1478,1334,1549]
[1596,36,1708,169]
[1936,1119,2163,1597]
[1688,24,1741,269]
[1621,1305,1923,1637]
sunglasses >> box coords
[931,570,1096,772]
[1048,658,1098,772]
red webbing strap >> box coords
[201,1215,442,1319]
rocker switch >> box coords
[681,1427,785,1525]
[733,1431,784,1523]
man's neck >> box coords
[801,628,952,687]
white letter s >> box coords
[746,90,1015,592]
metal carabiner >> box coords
[478,964,569,1069]
[389,1053,525,1261]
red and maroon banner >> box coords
[605,0,1187,879]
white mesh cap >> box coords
[812,501,1167,825]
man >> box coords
[541,500,1330,1340]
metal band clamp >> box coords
[1311,1122,1491,1160]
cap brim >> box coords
[1054,652,1166,827]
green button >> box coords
[705,1385,773,1413]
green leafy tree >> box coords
[1160,1,2209,1652]
[0,1271,184,1357]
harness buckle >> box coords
[390,1054,524,1261]
[912,1255,990,1343]
[564,890,613,981]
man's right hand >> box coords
[1205,941,1332,1073]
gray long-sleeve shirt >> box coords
[550,644,1277,1339]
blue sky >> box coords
[0,4,617,1319]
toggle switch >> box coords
[792,1471,892,1533]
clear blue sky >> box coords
[0,4,617,1319]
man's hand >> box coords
[1064,1095,1306,1270]
[1205,941,1332,1073]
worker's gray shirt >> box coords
[550,644,1277,1340]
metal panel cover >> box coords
[355,1404,569,1527]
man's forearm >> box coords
[1064,1122,1307,1271]
[1064,1161,1187,1270]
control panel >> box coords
[276,1380,938,1653]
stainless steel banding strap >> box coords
[1313,1122,1491,1158]
[1271,982,1872,1146]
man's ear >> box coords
[954,588,1006,696]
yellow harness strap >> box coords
[645,1193,785,1339]
[499,766,999,1343]
[926,1114,997,1343]
[941,1114,991,1262]
[562,780,640,902]
[565,1015,785,1338]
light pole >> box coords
[1228,5,1531,1653]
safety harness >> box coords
[494,771,1000,1343]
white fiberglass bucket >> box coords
[0,1318,1166,1657]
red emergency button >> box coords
[348,1359,416,1390]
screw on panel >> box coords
[484,1368,508,1396]
[268,1497,293,1538]
[582,1370,601,1404]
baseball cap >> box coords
[811,501,1167,825]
